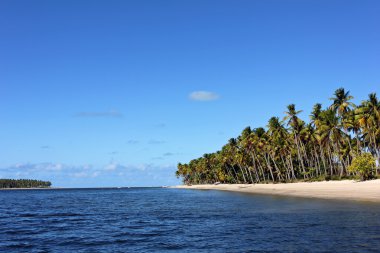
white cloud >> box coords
[74,110,123,118]
[0,162,180,187]
[72,172,88,178]
[104,163,118,171]
[46,163,63,171]
[189,91,219,101]
[92,172,100,177]
[13,162,63,171]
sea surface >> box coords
[1,188,380,252]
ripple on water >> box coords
[0,188,380,252]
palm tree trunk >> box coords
[314,148,321,177]
[230,166,240,183]
[237,164,247,183]
[288,155,296,179]
[319,145,327,175]
[327,146,334,176]
[247,166,254,183]
[270,154,283,181]
[295,136,307,179]
[253,150,266,182]
[263,153,275,182]
[250,152,260,183]
[280,155,290,181]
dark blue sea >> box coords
[1,188,380,252]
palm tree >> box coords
[267,117,291,180]
[356,93,380,174]
[310,103,322,128]
[318,109,347,177]
[329,88,354,117]
[284,104,307,178]
[330,88,355,151]
[175,88,378,185]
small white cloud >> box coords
[189,91,219,101]
[104,163,118,171]
[74,110,123,118]
[13,162,63,172]
[91,172,100,178]
[135,164,148,171]
[72,172,88,178]
[82,164,92,170]
[45,163,63,171]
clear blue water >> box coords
[1,188,380,252]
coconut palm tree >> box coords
[329,88,354,117]
[175,88,378,185]
[284,104,307,178]
[356,93,380,174]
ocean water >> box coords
[1,188,380,252]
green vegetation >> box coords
[0,179,52,188]
[176,88,380,184]
[348,153,376,181]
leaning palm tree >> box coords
[284,104,307,178]
[267,117,290,181]
[318,109,347,177]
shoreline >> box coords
[173,179,380,203]
[0,187,58,190]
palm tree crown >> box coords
[176,88,380,184]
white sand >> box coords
[173,180,380,202]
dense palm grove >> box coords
[176,88,380,184]
[0,179,52,188]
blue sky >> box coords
[0,0,379,187]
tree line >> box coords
[176,88,380,184]
[0,179,52,188]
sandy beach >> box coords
[174,180,380,202]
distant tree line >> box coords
[0,179,52,188]
[176,88,380,184]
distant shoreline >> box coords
[0,186,164,190]
[173,179,380,203]
[0,187,56,190]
